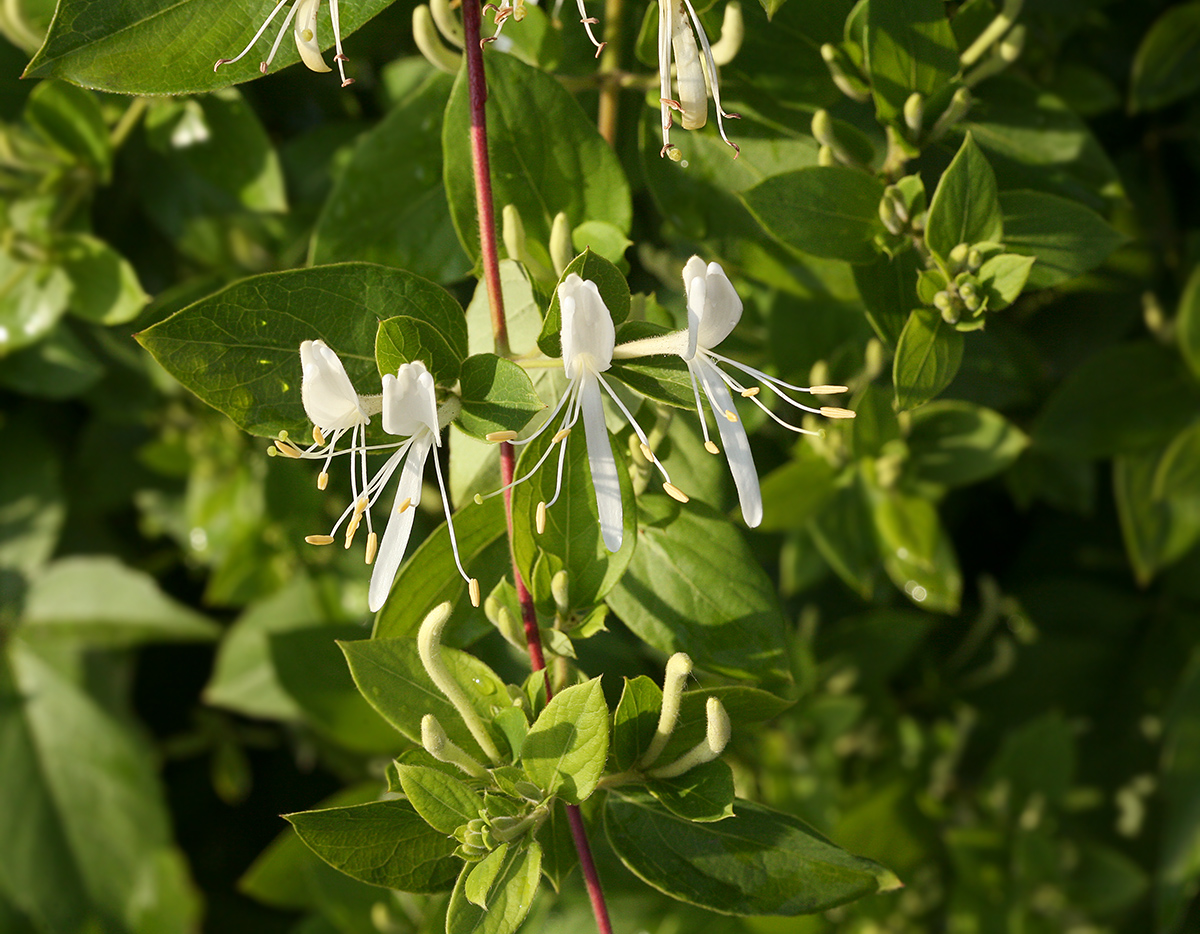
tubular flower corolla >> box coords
[478,274,687,553]
[658,0,739,160]
[614,257,855,528]
[215,0,353,86]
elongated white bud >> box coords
[639,653,692,769]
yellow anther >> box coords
[365,532,378,565]
[345,515,361,548]
[473,493,484,505]
[552,428,571,443]
[313,425,326,446]
[740,386,760,398]
[724,410,738,422]
[663,482,689,503]
[486,430,518,442]
[536,502,547,534]
[639,442,653,461]
[317,471,329,490]
[820,406,856,419]
[305,534,335,545]
[809,384,849,395]
[353,496,369,517]
[397,497,413,514]
[469,578,481,607]
[274,440,303,458]
[704,441,720,455]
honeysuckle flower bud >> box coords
[614,257,856,528]
[647,696,730,778]
[639,652,693,769]
[478,274,688,553]
[658,0,740,160]
[215,0,353,87]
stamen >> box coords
[469,578,481,607]
[486,430,519,442]
[740,387,760,397]
[552,427,572,443]
[639,442,654,461]
[663,482,689,503]
[344,514,361,547]
[317,471,329,490]
[353,495,369,516]
[396,496,413,514]
[274,440,303,458]
[473,494,484,505]
[820,406,856,419]
[365,531,378,565]
[305,534,335,545]
[724,409,738,422]
[810,384,849,395]
[313,425,326,445]
[536,501,547,534]
[704,441,720,454]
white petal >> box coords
[695,359,761,528]
[669,0,707,130]
[382,362,439,438]
[294,0,333,73]
[695,261,742,350]
[368,437,432,612]
[559,275,615,379]
[580,374,623,552]
[300,339,367,430]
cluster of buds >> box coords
[932,242,988,325]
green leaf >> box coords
[850,382,902,459]
[375,314,465,386]
[808,475,879,600]
[59,234,149,325]
[612,676,663,772]
[372,495,510,639]
[24,80,110,176]
[984,712,1074,806]
[443,54,631,265]
[446,842,542,934]
[740,166,886,264]
[976,252,1034,311]
[534,800,577,892]
[1130,1,1200,113]
[456,353,546,439]
[853,250,921,347]
[340,635,508,761]
[204,576,331,721]
[1033,342,1200,459]
[758,445,840,533]
[0,252,72,356]
[464,844,508,909]
[925,134,1003,267]
[20,556,219,647]
[0,418,63,577]
[285,799,459,893]
[137,263,466,438]
[1114,446,1200,586]
[0,325,103,400]
[907,400,1029,486]
[864,0,960,124]
[892,308,964,410]
[999,190,1126,289]
[24,0,396,94]
[0,642,200,932]
[538,249,631,358]
[310,60,468,283]
[270,626,404,754]
[648,759,736,823]
[606,497,791,682]
[1155,421,1200,501]
[395,765,484,836]
[511,416,638,611]
[605,789,898,915]
[521,678,609,804]
[1175,263,1200,380]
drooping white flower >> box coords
[363,362,479,613]
[658,0,738,160]
[215,0,353,87]
[614,257,854,527]
[478,274,687,553]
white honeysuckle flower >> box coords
[658,0,738,161]
[215,0,353,87]
[614,257,855,528]
[365,362,479,613]
[478,274,688,553]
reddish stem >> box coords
[460,6,612,932]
